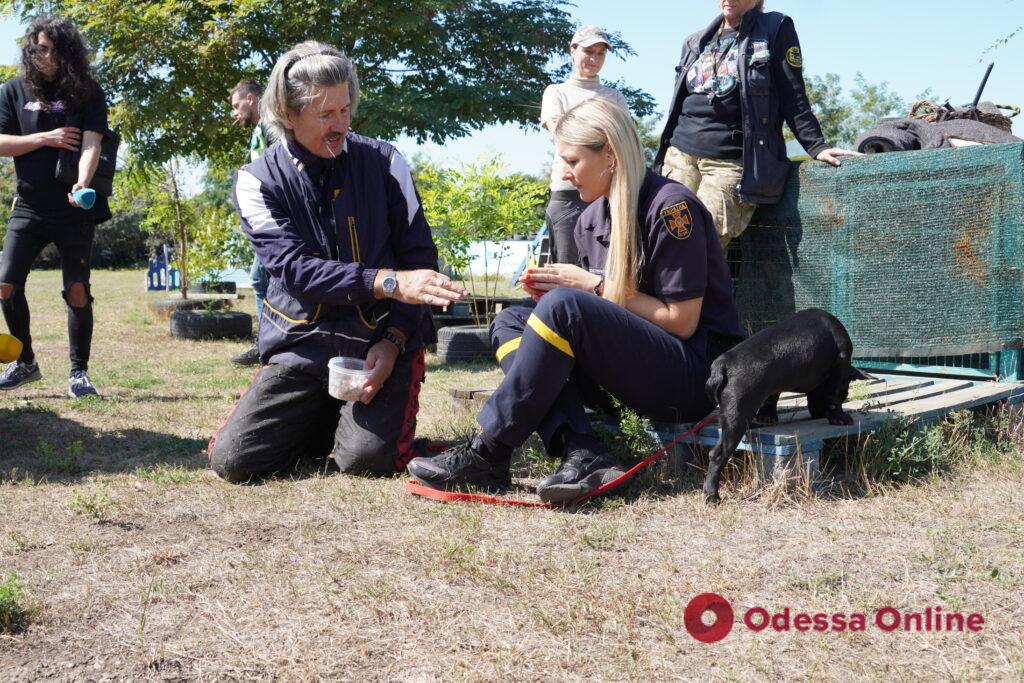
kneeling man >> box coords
[209,41,464,482]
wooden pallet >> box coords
[450,375,1024,479]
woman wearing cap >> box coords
[407,98,743,503]
[655,0,859,249]
[540,24,628,265]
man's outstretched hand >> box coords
[375,269,467,306]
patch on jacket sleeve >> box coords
[660,201,693,240]
[786,46,803,69]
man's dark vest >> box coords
[656,10,791,205]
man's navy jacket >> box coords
[234,133,438,373]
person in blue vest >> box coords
[655,0,859,249]
[208,41,465,483]
[407,97,745,503]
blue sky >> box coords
[2,1,1022,177]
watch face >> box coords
[383,275,397,293]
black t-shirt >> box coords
[0,76,110,222]
[574,170,743,342]
[671,27,743,160]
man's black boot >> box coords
[406,435,511,492]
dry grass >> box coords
[1,270,1024,681]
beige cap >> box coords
[571,24,611,49]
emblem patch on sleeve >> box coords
[660,201,693,240]
[786,46,803,68]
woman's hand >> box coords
[36,126,81,151]
[815,148,862,167]
[67,182,85,208]
[519,264,601,294]
[360,339,399,405]
[376,269,467,306]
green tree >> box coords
[799,73,850,148]
[634,114,662,167]
[114,159,197,296]
[788,72,908,149]
[417,155,545,322]
[1,0,654,166]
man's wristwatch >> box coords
[593,277,605,297]
[381,270,398,298]
[382,328,406,354]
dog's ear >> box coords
[849,366,875,381]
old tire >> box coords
[149,297,230,320]
[436,325,492,364]
[170,310,252,341]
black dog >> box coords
[702,308,871,504]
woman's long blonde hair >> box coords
[554,98,646,305]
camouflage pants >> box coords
[661,145,757,248]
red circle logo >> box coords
[684,593,735,643]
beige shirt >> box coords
[540,77,629,191]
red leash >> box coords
[406,413,717,508]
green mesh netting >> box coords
[735,142,1024,357]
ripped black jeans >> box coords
[0,205,95,371]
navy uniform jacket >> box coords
[233,133,438,372]
[575,170,744,343]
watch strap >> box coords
[383,328,406,354]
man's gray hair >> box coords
[261,41,360,143]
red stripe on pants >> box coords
[206,367,261,465]
[393,348,426,471]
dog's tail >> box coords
[705,360,727,406]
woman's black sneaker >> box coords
[407,437,511,492]
[536,448,626,504]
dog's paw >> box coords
[703,490,722,505]
[827,410,854,426]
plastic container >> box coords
[328,356,371,401]
[72,187,96,210]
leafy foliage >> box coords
[634,114,662,167]
[114,159,196,296]
[189,201,250,285]
[0,571,31,634]
[790,72,909,149]
[418,155,545,272]
[70,484,115,521]
[1,0,652,166]
[0,159,15,229]
[417,155,545,320]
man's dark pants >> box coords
[208,349,426,482]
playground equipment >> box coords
[146,245,180,291]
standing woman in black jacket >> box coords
[0,17,110,398]
[655,1,859,249]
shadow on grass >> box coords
[0,406,208,483]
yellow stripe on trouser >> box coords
[495,337,521,363]
[526,314,574,358]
